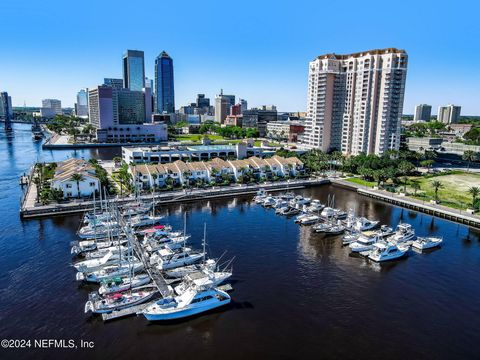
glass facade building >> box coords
[155,51,175,113]
[123,50,145,91]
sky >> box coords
[1,0,479,115]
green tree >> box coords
[431,180,444,202]
[468,186,480,209]
[70,173,85,198]
[411,179,421,196]
[462,150,478,171]
[420,159,434,170]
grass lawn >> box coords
[406,172,480,210]
[345,177,376,187]
[173,134,224,142]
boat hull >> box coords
[143,298,230,321]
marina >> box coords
[2,124,480,359]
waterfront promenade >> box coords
[333,178,480,228]
[20,178,329,218]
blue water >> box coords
[1,124,480,360]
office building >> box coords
[196,94,210,108]
[267,121,305,142]
[303,48,408,155]
[240,99,248,113]
[104,78,124,89]
[88,86,115,129]
[223,94,235,107]
[414,104,432,122]
[242,106,278,137]
[231,103,242,116]
[215,90,230,124]
[438,104,461,124]
[42,99,62,116]
[154,51,175,113]
[0,92,12,130]
[88,85,166,143]
[123,50,145,91]
[76,89,89,118]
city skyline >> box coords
[1,0,479,114]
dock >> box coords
[101,301,154,322]
[332,179,480,229]
[20,179,329,219]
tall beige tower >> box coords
[303,48,408,155]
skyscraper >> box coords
[303,48,408,155]
[42,99,62,115]
[154,51,175,113]
[123,50,145,91]
[104,78,124,89]
[76,89,89,117]
[215,90,230,124]
[414,104,432,122]
[240,99,248,113]
[437,104,461,124]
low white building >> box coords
[51,159,100,198]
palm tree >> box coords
[70,173,85,198]
[462,150,478,172]
[431,180,444,202]
[151,173,158,190]
[411,180,421,196]
[468,186,480,209]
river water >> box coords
[1,124,480,360]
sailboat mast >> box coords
[203,222,206,265]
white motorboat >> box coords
[312,222,330,233]
[121,202,152,216]
[262,196,276,207]
[279,192,295,200]
[342,232,360,245]
[352,217,379,232]
[253,189,267,203]
[174,269,232,295]
[299,214,320,225]
[164,259,217,279]
[324,224,345,235]
[412,236,443,250]
[85,288,157,314]
[143,236,188,252]
[390,223,416,243]
[151,247,204,270]
[377,225,394,238]
[368,242,409,262]
[289,196,311,207]
[282,207,301,216]
[294,213,309,223]
[320,207,348,220]
[349,234,382,253]
[98,274,152,295]
[275,205,289,214]
[306,199,324,213]
[142,287,231,321]
[76,260,144,283]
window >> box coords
[66,184,72,188]
[67,192,72,197]
[89,182,95,187]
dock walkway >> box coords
[20,179,329,219]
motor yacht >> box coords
[349,234,382,253]
[412,236,443,250]
[142,287,231,321]
[85,288,156,314]
[352,217,379,232]
[368,242,409,262]
[390,223,416,243]
[98,274,152,295]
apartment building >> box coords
[303,48,408,155]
